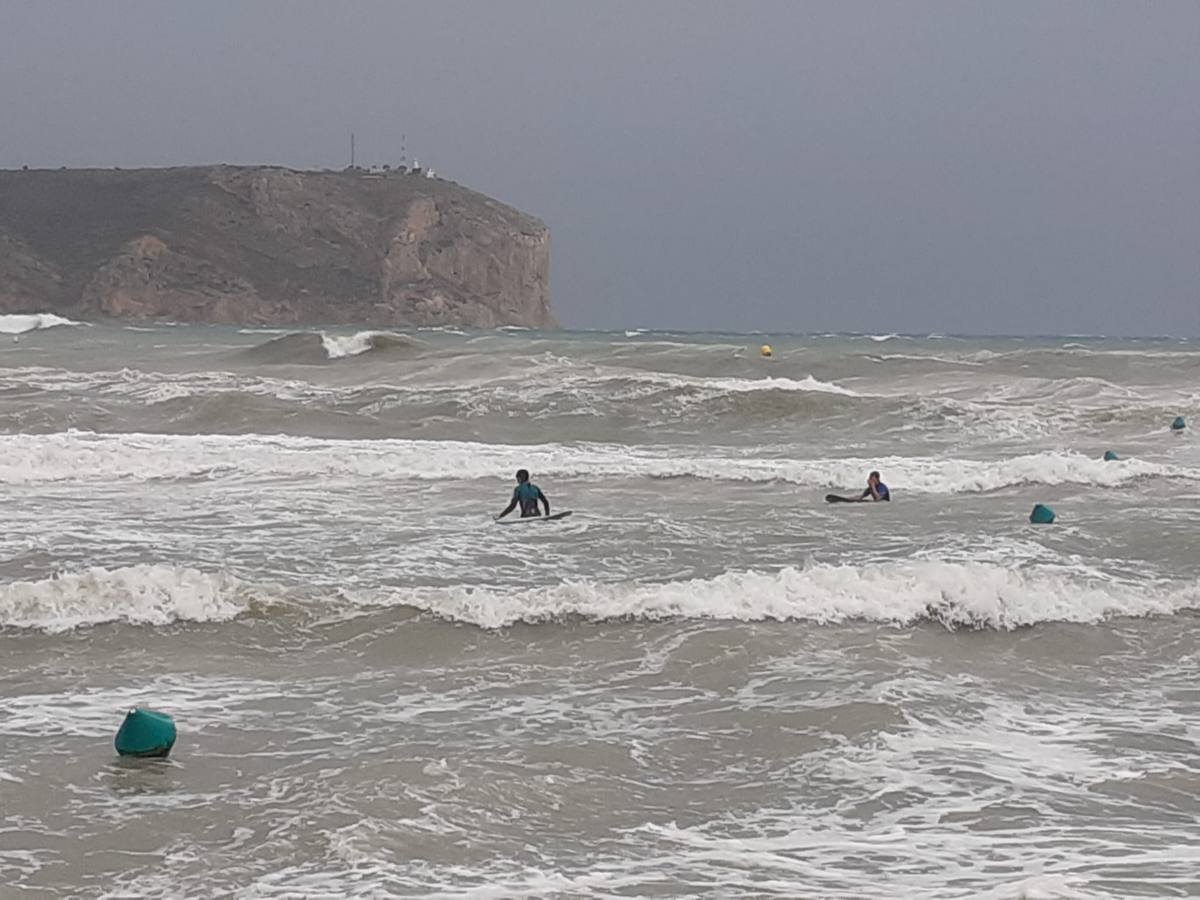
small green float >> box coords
[115,708,176,759]
[1029,504,1056,525]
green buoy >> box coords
[115,708,176,758]
[1171,416,1186,431]
[1103,450,1119,461]
[1029,504,1056,525]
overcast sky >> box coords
[2,1,1197,334]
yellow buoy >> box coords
[760,344,773,358]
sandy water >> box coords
[1,320,1198,897]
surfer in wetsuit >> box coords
[859,471,890,502]
[497,469,550,519]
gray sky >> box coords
[3,1,1198,334]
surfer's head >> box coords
[868,470,880,484]
[516,468,530,483]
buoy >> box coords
[115,708,176,758]
[1171,416,1186,431]
[760,344,773,358]
[1103,450,1119,461]
[1029,504,1056,524]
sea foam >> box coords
[320,331,391,359]
[373,561,1198,630]
[0,432,1193,494]
[0,564,265,632]
[0,313,82,334]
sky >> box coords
[2,1,1198,335]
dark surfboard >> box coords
[825,494,859,504]
[498,511,573,525]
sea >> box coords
[0,314,1197,899]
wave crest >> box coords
[376,562,1198,630]
[320,331,422,359]
[1,434,1193,493]
[0,313,82,335]
[0,564,268,632]
[237,331,423,364]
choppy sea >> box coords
[1,313,1197,898]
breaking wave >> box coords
[0,364,877,437]
[0,564,269,632]
[236,331,424,364]
[0,313,83,334]
[675,373,862,397]
[320,330,423,359]
[360,562,1200,630]
[1,432,1193,493]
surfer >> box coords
[859,471,890,502]
[497,469,551,519]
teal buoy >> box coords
[115,708,176,758]
[1103,450,1119,461]
[1171,416,1186,431]
[1029,504,1056,525]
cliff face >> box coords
[0,166,553,328]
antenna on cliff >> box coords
[350,132,356,168]
[400,133,407,168]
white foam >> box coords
[532,362,866,399]
[320,331,386,359]
[0,564,265,632]
[964,345,1200,363]
[0,313,82,334]
[0,366,331,404]
[691,374,862,397]
[0,675,305,738]
[373,562,1198,630]
[0,432,1193,494]
[875,352,984,367]
[0,359,866,419]
[317,330,423,359]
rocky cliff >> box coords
[0,166,553,328]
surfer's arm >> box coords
[537,488,550,516]
[497,490,519,520]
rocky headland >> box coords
[0,165,553,328]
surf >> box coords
[235,330,425,364]
[0,312,82,334]
[354,561,1200,631]
[0,564,269,632]
[1,432,1193,493]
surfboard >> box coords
[498,511,573,524]
[825,494,859,504]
